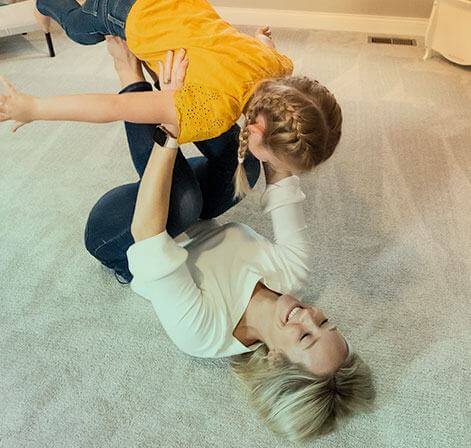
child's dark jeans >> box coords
[36,0,136,44]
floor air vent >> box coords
[368,36,417,46]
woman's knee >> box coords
[84,184,137,258]
[167,185,203,237]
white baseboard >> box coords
[214,7,428,37]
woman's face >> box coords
[268,294,349,375]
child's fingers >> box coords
[0,76,16,94]
[0,100,7,115]
[12,121,25,133]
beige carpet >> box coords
[0,24,470,448]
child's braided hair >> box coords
[234,76,343,198]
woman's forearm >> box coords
[131,145,177,242]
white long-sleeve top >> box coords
[127,176,311,358]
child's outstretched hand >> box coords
[0,77,37,132]
[255,26,275,48]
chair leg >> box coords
[45,32,55,57]
[34,4,56,57]
[34,5,51,32]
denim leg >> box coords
[118,81,156,178]
[36,0,107,45]
[84,81,203,281]
[84,183,137,281]
[84,151,203,282]
[102,0,137,39]
[192,124,261,219]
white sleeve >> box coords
[257,175,312,293]
[126,231,220,356]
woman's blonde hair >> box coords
[233,76,343,198]
[231,345,374,441]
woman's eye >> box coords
[320,318,329,326]
[301,333,310,341]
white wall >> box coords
[212,0,434,18]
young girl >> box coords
[2,0,343,197]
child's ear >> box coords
[248,114,266,134]
[247,123,264,136]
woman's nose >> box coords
[298,308,319,327]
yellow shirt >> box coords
[125,0,293,144]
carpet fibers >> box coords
[0,25,470,448]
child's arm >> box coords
[36,90,178,124]
[0,77,178,133]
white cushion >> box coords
[425,0,471,65]
[0,0,40,38]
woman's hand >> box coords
[157,49,189,137]
[158,49,188,90]
[0,77,38,132]
[255,26,275,48]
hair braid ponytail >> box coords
[233,118,252,199]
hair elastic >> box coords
[238,156,244,164]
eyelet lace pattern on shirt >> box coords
[174,83,239,144]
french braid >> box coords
[233,76,342,198]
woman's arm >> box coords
[257,170,312,293]
[131,143,177,242]
[118,42,220,358]
[127,142,220,357]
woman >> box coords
[103,38,375,440]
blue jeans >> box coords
[36,0,135,44]
[84,81,260,282]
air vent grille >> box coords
[368,36,417,46]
